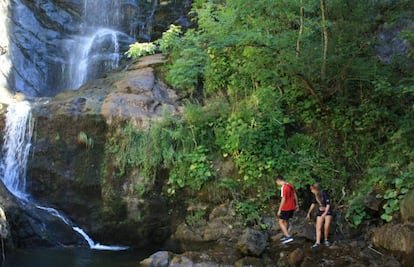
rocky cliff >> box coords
[22,54,181,247]
[0,0,191,97]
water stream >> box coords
[66,0,132,90]
[68,29,121,89]
[0,101,127,251]
[0,101,32,199]
[2,247,154,267]
[0,0,148,258]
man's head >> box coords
[275,175,285,186]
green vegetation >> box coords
[123,0,414,226]
[125,42,156,58]
[77,131,94,149]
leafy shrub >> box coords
[155,24,182,54]
[125,42,156,59]
[167,145,216,195]
[118,0,414,228]
[234,199,262,226]
[185,210,206,226]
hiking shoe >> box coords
[311,243,320,249]
[280,236,288,241]
[281,237,293,244]
[324,240,331,246]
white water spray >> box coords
[0,101,33,199]
[73,227,128,251]
[37,206,128,251]
[66,0,126,90]
[0,100,127,251]
[68,29,121,89]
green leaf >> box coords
[381,214,393,222]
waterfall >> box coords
[66,0,127,90]
[0,101,33,199]
[0,100,127,251]
[73,227,128,251]
[68,29,121,89]
[38,206,128,251]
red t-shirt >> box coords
[281,183,296,211]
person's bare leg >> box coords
[315,216,323,244]
[279,219,290,237]
[324,215,333,241]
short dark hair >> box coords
[276,175,284,181]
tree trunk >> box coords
[320,0,328,81]
[296,0,304,58]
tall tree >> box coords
[296,0,304,58]
[320,0,328,80]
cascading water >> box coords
[0,0,134,250]
[68,29,121,89]
[66,0,132,90]
[73,227,128,251]
[0,100,127,250]
[0,101,33,199]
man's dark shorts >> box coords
[280,210,294,220]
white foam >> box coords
[73,227,129,251]
[0,101,33,199]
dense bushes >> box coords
[124,0,414,226]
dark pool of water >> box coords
[1,247,155,267]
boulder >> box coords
[288,248,305,267]
[174,220,207,247]
[0,181,86,248]
[203,219,233,241]
[183,249,240,267]
[400,189,414,223]
[376,19,414,66]
[175,201,242,250]
[234,256,264,267]
[203,203,236,242]
[236,228,268,257]
[365,191,383,211]
[372,223,414,255]
[140,251,173,267]
[170,255,194,267]
[140,250,232,267]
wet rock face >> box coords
[0,182,87,248]
[0,0,192,97]
[375,19,414,69]
[236,228,268,257]
[26,55,180,247]
[400,189,414,222]
[372,223,414,257]
[0,0,82,97]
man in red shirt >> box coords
[276,175,299,244]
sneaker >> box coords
[280,236,287,241]
[311,242,320,249]
[281,237,293,244]
[324,240,331,246]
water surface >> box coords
[2,248,154,267]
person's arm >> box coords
[277,197,286,217]
[306,203,316,220]
[321,204,330,217]
[321,191,331,216]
